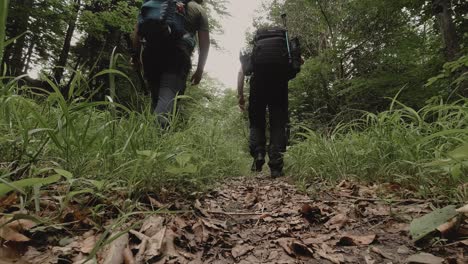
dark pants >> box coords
[249,72,289,172]
[142,42,191,126]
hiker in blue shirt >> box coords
[132,0,210,126]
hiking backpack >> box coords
[251,27,290,73]
[246,27,302,79]
[138,0,191,44]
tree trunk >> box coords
[22,35,35,73]
[54,0,81,84]
[9,0,33,75]
[432,0,459,61]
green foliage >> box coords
[286,98,468,201]
[264,0,460,125]
[0,71,249,197]
[0,0,8,64]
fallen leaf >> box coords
[325,213,349,230]
[290,241,313,257]
[436,216,459,237]
[0,193,18,207]
[456,204,468,214]
[337,234,376,246]
[364,255,375,264]
[370,247,393,260]
[406,252,444,264]
[21,247,58,264]
[460,239,468,246]
[232,244,254,258]
[276,238,294,256]
[244,193,258,208]
[397,245,411,255]
[145,226,166,261]
[80,235,97,254]
[410,205,458,242]
[300,204,323,223]
[140,216,164,237]
[102,233,129,264]
[201,218,227,231]
[0,226,30,242]
[7,219,37,232]
[148,196,165,209]
[194,199,209,217]
[315,243,344,264]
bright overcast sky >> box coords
[204,0,271,89]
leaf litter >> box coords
[0,176,466,263]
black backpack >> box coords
[248,27,302,79]
[251,28,290,73]
[138,0,191,44]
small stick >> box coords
[207,210,268,216]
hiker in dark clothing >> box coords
[132,0,210,126]
[238,24,302,178]
[238,68,289,177]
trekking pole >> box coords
[281,13,292,64]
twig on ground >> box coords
[207,210,268,216]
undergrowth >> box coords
[287,97,468,202]
[0,72,250,201]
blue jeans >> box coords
[142,43,190,126]
[147,72,187,126]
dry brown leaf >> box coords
[460,239,468,246]
[364,255,375,264]
[21,247,58,264]
[0,226,30,242]
[140,216,165,237]
[436,216,459,236]
[201,218,227,231]
[7,219,37,232]
[244,193,258,208]
[300,204,323,223]
[290,241,313,257]
[148,196,165,209]
[232,244,254,258]
[370,246,393,260]
[0,193,18,207]
[325,213,349,230]
[276,238,294,256]
[194,199,209,217]
[80,235,97,254]
[102,233,129,264]
[337,234,376,246]
[456,204,468,214]
[406,252,444,264]
[315,243,344,264]
[192,220,210,243]
[145,226,167,261]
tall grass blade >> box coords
[0,0,8,65]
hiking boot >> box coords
[270,170,285,178]
[251,154,265,172]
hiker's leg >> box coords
[248,75,267,164]
[267,78,289,174]
[146,78,160,112]
[154,72,187,126]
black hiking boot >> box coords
[270,169,285,178]
[251,153,265,172]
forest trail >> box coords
[2,175,466,263]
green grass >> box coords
[0,72,250,201]
[286,97,468,202]
[0,0,8,66]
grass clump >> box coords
[0,73,250,199]
[286,97,468,201]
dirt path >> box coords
[1,175,466,263]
